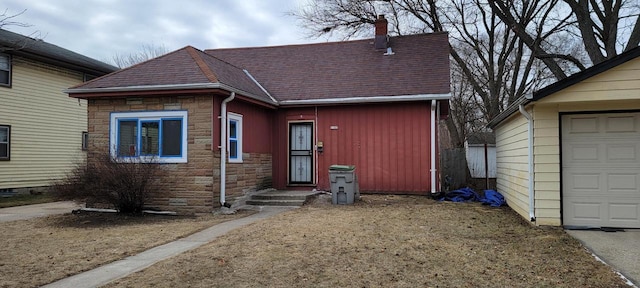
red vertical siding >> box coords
[273,102,433,194]
[212,97,274,154]
[227,101,274,153]
[272,108,317,189]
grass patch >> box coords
[0,210,254,287]
[0,193,56,208]
[108,195,628,288]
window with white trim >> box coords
[0,125,9,160]
[0,54,11,86]
[227,113,242,163]
[110,111,188,163]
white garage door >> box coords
[562,113,640,228]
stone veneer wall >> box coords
[219,152,272,205]
[88,95,216,213]
[88,95,274,213]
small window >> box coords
[227,113,242,163]
[82,131,89,151]
[0,54,11,87]
[110,111,188,163]
[0,125,10,160]
[83,74,98,82]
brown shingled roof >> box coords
[206,33,450,102]
[69,46,273,103]
[68,33,450,105]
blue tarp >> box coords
[481,190,505,207]
[440,187,505,207]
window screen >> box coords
[118,120,138,156]
[162,119,182,156]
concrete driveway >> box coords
[0,201,83,222]
[566,229,640,286]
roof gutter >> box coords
[487,96,531,129]
[279,93,451,106]
[10,48,117,75]
[65,83,277,106]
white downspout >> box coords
[430,99,437,194]
[519,104,535,221]
[220,92,235,207]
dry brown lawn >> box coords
[107,195,628,288]
[0,210,253,288]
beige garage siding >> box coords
[0,57,86,190]
[532,56,640,226]
[538,59,640,105]
[531,105,561,226]
[495,113,530,221]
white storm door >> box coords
[289,123,313,184]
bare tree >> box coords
[0,9,45,52]
[447,58,485,147]
[294,0,562,146]
[111,43,168,68]
[490,0,640,74]
[0,9,29,29]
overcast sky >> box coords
[2,0,332,64]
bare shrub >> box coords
[53,152,164,214]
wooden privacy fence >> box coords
[440,148,467,191]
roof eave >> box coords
[279,93,451,106]
[66,82,279,106]
[487,96,531,129]
[532,46,640,101]
[10,48,117,75]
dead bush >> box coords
[53,152,164,214]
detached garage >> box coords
[488,46,640,228]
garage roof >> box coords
[488,45,640,128]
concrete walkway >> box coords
[42,206,294,288]
[567,229,640,287]
[0,201,83,222]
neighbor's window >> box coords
[227,113,243,163]
[0,54,11,86]
[82,131,89,151]
[110,111,188,163]
[83,74,98,82]
[0,125,9,160]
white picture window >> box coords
[110,111,188,163]
[227,113,243,163]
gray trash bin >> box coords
[329,165,359,205]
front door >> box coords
[289,122,313,184]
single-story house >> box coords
[66,16,451,213]
[0,28,117,194]
[489,46,640,228]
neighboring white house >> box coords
[0,29,117,194]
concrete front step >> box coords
[245,199,306,206]
[251,194,308,201]
[245,190,320,207]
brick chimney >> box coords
[374,15,388,49]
